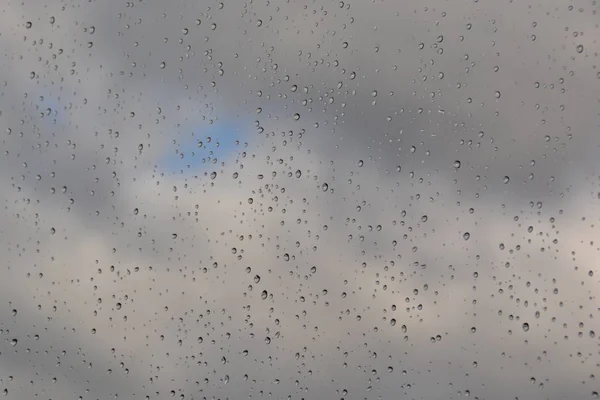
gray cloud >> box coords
[0,0,599,400]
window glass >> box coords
[1,0,599,399]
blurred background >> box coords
[0,0,599,399]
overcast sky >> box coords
[0,0,599,399]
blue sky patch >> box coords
[161,119,246,174]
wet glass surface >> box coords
[0,0,599,399]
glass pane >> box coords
[1,0,598,399]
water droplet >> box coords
[503,176,510,184]
[576,44,584,53]
[463,232,470,240]
[293,113,300,121]
[453,160,461,168]
[522,322,530,332]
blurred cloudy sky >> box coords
[0,0,599,399]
